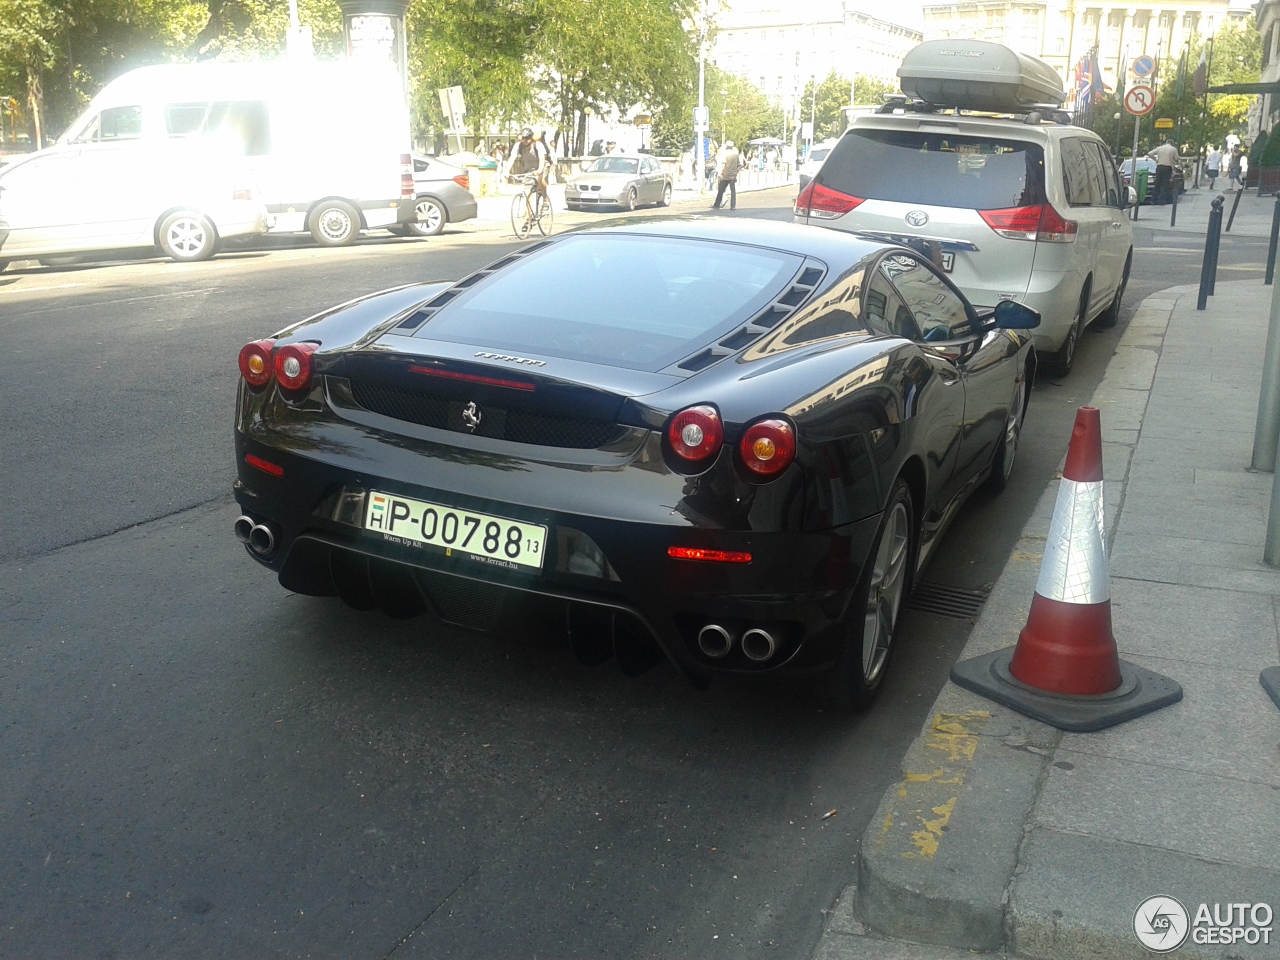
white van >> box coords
[57,58,416,246]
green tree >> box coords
[853,74,894,105]
[650,63,782,155]
[799,70,856,141]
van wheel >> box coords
[1049,287,1088,376]
[408,197,446,237]
[1095,254,1130,329]
[310,201,360,246]
[824,478,915,711]
[159,211,218,262]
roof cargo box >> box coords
[897,40,1065,111]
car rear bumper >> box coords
[233,432,881,680]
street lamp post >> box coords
[721,89,729,143]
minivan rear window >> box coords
[820,130,1045,210]
[417,235,803,371]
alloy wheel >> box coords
[862,501,910,684]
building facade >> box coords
[922,0,1250,94]
[708,0,922,107]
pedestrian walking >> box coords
[711,140,742,211]
[1147,138,1179,205]
[1228,145,1243,191]
[1205,145,1222,189]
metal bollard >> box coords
[1197,195,1226,310]
[1226,184,1245,232]
[1170,177,1179,227]
[1252,275,1280,472]
[1267,195,1280,286]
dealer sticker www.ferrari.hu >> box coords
[1133,896,1273,952]
[364,492,547,571]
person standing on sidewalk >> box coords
[1147,139,1179,204]
[712,140,741,211]
[1205,145,1222,189]
[1228,145,1243,190]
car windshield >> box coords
[416,234,803,370]
[588,157,639,175]
[821,130,1046,209]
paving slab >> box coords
[1009,829,1280,960]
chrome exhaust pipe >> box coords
[741,627,777,662]
[697,623,734,658]
[248,523,276,557]
[233,515,255,543]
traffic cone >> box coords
[1263,667,1280,711]
[951,407,1183,732]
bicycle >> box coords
[509,172,554,239]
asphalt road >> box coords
[0,188,1258,959]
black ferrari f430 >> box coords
[233,218,1037,708]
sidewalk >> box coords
[814,278,1280,959]
[1132,184,1279,240]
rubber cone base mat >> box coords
[1262,667,1280,711]
[950,647,1183,732]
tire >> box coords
[659,182,672,207]
[511,193,533,239]
[984,379,1027,494]
[824,478,915,711]
[309,200,360,246]
[535,194,554,237]
[1048,286,1088,377]
[158,211,218,262]
[407,197,446,237]
[1094,253,1130,329]
[624,187,637,212]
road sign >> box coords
[1124,85,1155,116]
[1132,55,1155,77]
[633,114,652,126]
[1154,117,1174,130]
[693,106,709,126]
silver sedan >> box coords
[565,155,672,212]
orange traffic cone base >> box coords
[1009,594,1123,695]
[951,647,1182,732]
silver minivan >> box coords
[794,115,1133,374]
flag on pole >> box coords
[1089,53,1105,102]
[1192,48,1208,97]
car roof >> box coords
[848,112,1106,146]
[567,216,890,262]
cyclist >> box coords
[509,127,551,206]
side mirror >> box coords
[993,299,1041,329]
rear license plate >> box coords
[364,491,547,572]
[939,252,955,272]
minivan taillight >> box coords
[452,173,470,190]
[400,153,414,199]
[979,204,1077,243]
[794,181,865,219]
[232,185,254,201]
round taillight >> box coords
[667,405,723,464]
[238,339,275,387]
[273,342,318,392]
[739,418,796,478]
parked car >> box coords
[565,155,672,211]
[795,40,1134,376]
[797,140,838,191]
[389,155,478,237]
[231,218,1038,708]
[1118,157,1186,203]
[0,138,267,270]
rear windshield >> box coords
[418,235,803,370]
[820,129,1045,210]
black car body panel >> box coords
[234,218,1034,681]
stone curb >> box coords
[837,287,1184,955]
